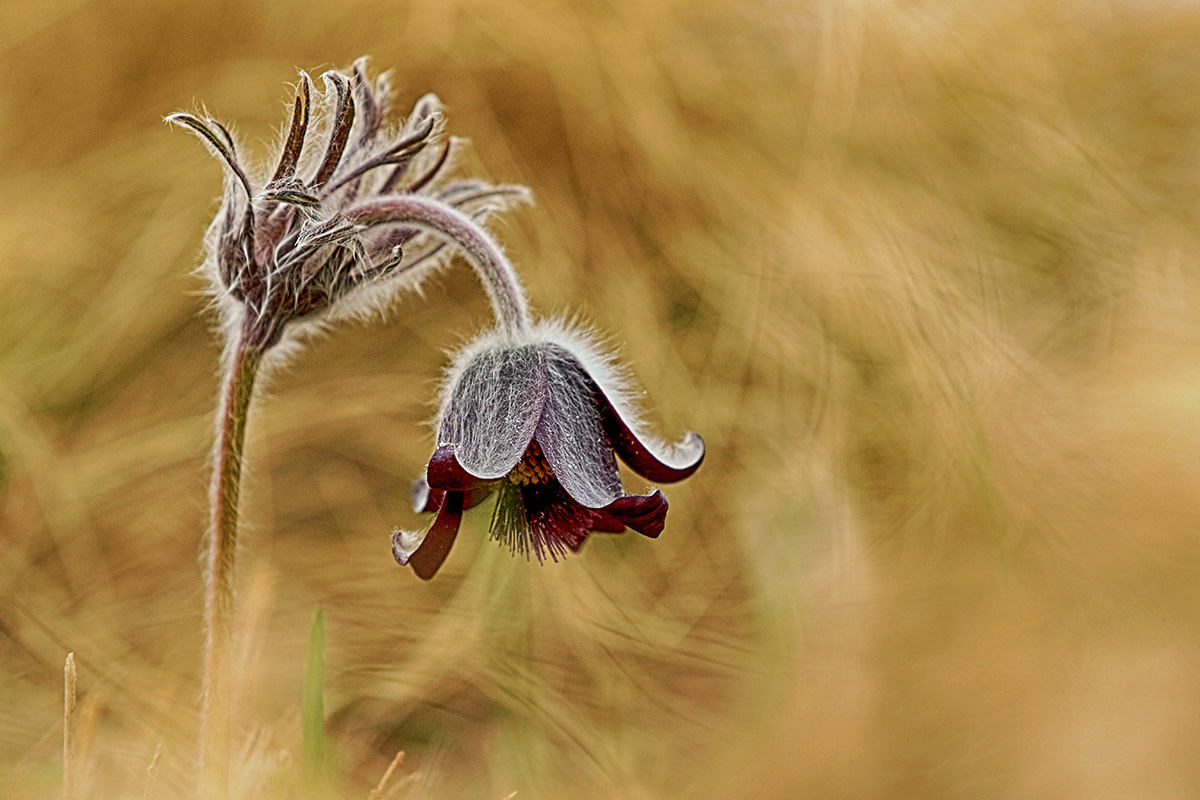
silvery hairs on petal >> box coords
[438,318,705,475]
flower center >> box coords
[508,440,554,486]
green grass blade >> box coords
[301,607,332,788]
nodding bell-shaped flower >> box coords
[392,321,705,579]
[168,57,528,353]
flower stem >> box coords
[201,322,263,800]
[348,195,532,335]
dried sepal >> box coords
[170,59,530,354]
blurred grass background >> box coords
[4,0,1200,797]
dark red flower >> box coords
[392,323,704,579]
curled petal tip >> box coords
[401,491,465,580]
[591,378,705,483]
[604,490,669,538]
[412,92,443,121]
[391,528,425,566]
[616,426,705,484]
[411,476,435,514]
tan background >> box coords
[4,0,1200,798]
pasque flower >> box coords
[171,58,534,798]
[393,321,705,579]
[168,57,527,352]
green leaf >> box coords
[301,607,333,788]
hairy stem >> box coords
[348,195,532,336]
[201,323,263,800]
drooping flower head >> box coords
[393,320,704,579]
[168,57,528,354]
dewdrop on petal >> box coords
[393,320,705,580]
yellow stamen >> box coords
[508,441,555,486]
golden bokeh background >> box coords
[5,0,1200,797]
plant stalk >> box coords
[63,652,76,800]
[201,321,263,800]
[347,195,533,336]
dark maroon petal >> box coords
[412,470,495,514]
[438,343,548,480]
[534,346,623,509]
[404,491,465,580]
[593,382,704,484]
[588,510,628,534]
[603,490,669,539]
[426,444,486,491]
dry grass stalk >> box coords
[366,750,404,800]
[62,653,76,800]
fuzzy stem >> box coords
[347,195,532,336]
[201,323,263,800]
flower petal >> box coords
[533,346,623,509]
[411,474,438,513]
[587,510,628,534]
[400,490,465,580]
[426,444,484,491]
[603,490,669,539]
[412,466,495,513]
[438,343,547,480]
[594,383,705,483]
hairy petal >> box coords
[534,346,623,509]
[439,344,546,479]
[594,382,705,483]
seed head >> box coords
[169,57,529,354]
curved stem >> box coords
[201,322,263,800]
[348,195,532,336]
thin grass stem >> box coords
[367,750,405,800]
[63,653,76,800]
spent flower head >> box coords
[168,57,529,354]
[393,319,705,579]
